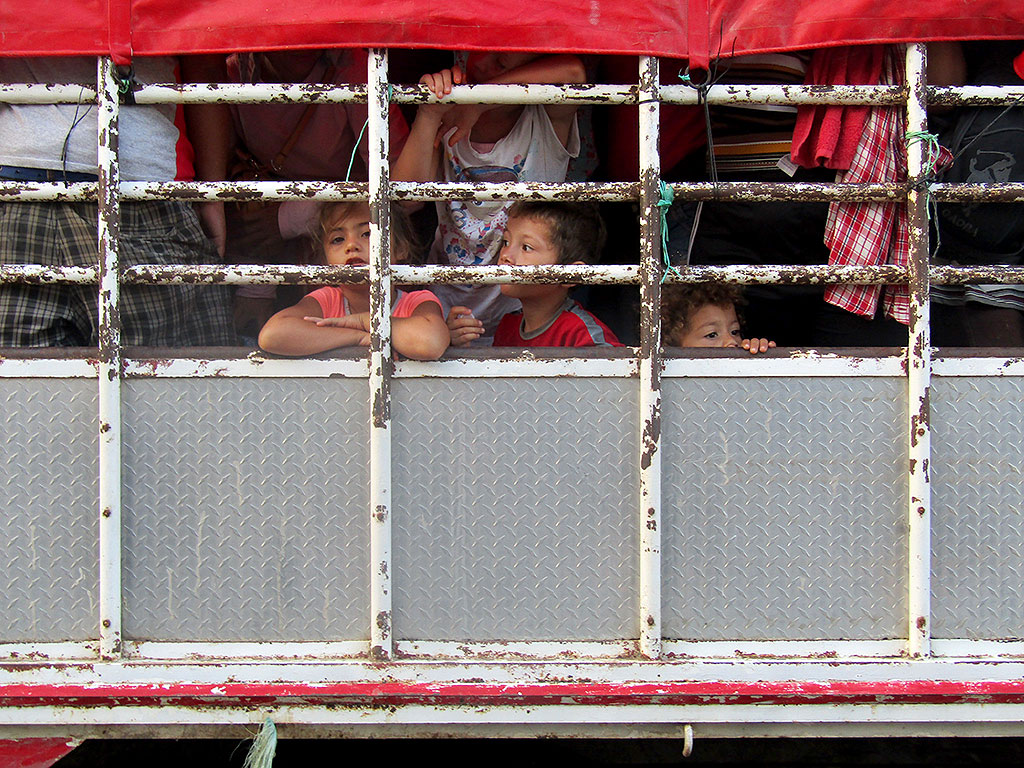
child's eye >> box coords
[731,328,742,337]
[361,229,371,238]
[522,243,533,252]
[705,331,718,340]
[330,236,345,245]
[500,239,509,249]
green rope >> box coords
[345,84,394,183]
[657,181,679,284]
[242,718,277,768]
[905,130,943,254]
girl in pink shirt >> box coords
[258,202,448,359]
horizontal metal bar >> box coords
[929,182,1024,203]
[661,83,906,106]
[0,83,97,103]
[390,180,637,202]
[929,85,1024,107]
[124,641,369,660]
[663,353,904,378]
[123,356,369,378]
[134,82,367,105]
[669,181,904,202]
[121,264,369,285]
[120,180,366,202]
[662,264,907,285]
[391,83,636,105]
[931,265,1024,284]
[0,265,97,284]
[391,263,640,284]
[932,355,1024,376]
[0,182,96,202]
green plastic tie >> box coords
[657,181,680,284]
[242,718,277,768]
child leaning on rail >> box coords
[491,201,621,347]
[257,201,449,359]
[391,52,585,346]
[661,283,776,354]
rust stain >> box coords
[916,616,927,631]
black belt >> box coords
[0,165,98,182]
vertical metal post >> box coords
[638,55,662,659]
[97,57,123,660]
[367,49,394,661]
[905,43,932,658]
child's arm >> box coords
[439,55,586,149]
[391,67,463,184]
[741,338,777,355]
[257,297,370,356]
[311,301,450,361]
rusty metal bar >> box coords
[929,85,1024,106]
[367,49,393,662]
[121,180,367,202]
[638,55,662,660]
[391,181,637,202]
[0,182,96,202]
[661,83,906,106]
[928,183,1024,203]
[905,43,932,660]
[96,57,123,661]
[0,266,98,284]
[668,181,903,202]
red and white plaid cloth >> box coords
[824,48,910,323]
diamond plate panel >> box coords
[663,378,907,640]
[0,380,97,642]
[932,377,1024,639]
[122,378,369,641]
[392,379,638,641]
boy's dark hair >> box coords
[313,201,423,264]
[506,201,607,265]
[661,283,745,344]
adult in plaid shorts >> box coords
[0,56,234,348]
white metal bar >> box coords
[397,357,638,378]
[123,357,369,378]
[96,57,123,661]
[933,357,1024,376]
[121,180,366,202]
[367,49,393,661]
[663,354,904,378]
[391,83,636,105]
[662,639,905,659]
[123,641,369,660]
[929,84,1024,106]
[392,263,640,284]
[0,182,95,201]
[0,265,97,284]
[135,83,367,104]
[905,43,932,660]
[390,180,635,201]
[661,83,905,106]
[394,641,638,659]
[0,643,98,660]
[0,83,97,102]
[637,55,662,660]
[0,359,98,378]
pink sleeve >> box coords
[392,290,442,318]
[305,286,345,318]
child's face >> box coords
[322,204,402,269]
[677,303,742,348]
[323,205,371,268]
[497,215,563,299]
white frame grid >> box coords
[4,43,1024,737]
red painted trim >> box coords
[3,679,1024,708]
[0,738,78,768]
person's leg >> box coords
[0,202,93,347]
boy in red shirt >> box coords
[488,201,621,348]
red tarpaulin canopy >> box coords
[1,0,1022,65]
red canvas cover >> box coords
[1,0,1022,64]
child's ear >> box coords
[564,260,586,289]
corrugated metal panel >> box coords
[121,379,369,641]
[0,380,97,642]
[662,378,907,640]
[392,379,639,641]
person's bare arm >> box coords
[180,55,236,257]
[258,297,370,356]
